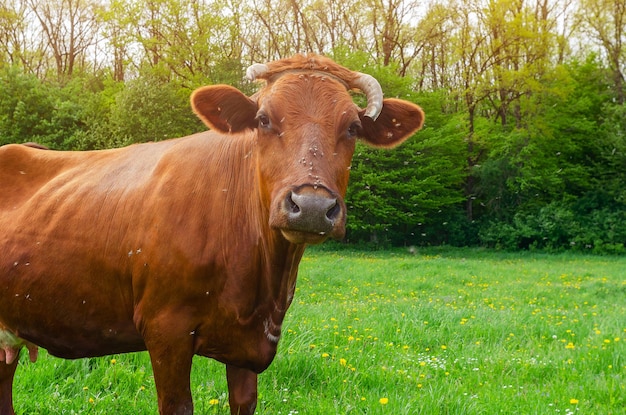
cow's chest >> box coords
[190,304,285,372]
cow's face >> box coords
[191,56,424,245]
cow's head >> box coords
[191,54,424,245]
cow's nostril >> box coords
[287,192,301,214]
[326,200,340,221]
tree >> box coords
[413,2,457,90]
[0,0,48,76]
[0,66,87,148]
[0,67,54,145]
[26,0,102,81]
[476,56,626,252]
[577,0,626,103]
[106,75,200,145]
[342,54,466,245]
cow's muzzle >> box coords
[272,185,346,244]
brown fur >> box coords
[256,54,360,85]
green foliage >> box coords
[479,199,626,254]
[0,67,55,146]
[106,75,200,145]
[470,56,626,252]
[0,67,203,150]
[346,115,467,246]
[343,59,467,246]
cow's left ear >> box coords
[191,85,258,133]
[358,98,425,148]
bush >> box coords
[479,200,626,253]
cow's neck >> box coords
[246,191,307,325]
[211,135,306,324]
[262,235,306,316]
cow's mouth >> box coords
[279,229,334,245]
[271,185,346,245]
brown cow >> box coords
[0,54,424,415]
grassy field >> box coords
[10,247,626,414]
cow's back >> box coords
[0,144,69,211]
[0,141,172,209]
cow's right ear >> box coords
[191,85,258,133]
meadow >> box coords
[10,247,626,414]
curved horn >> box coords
[246,63,269,81]
[350,73,384,121]
[246,59,384,121]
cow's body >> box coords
[1,134,293,365]
[0,54,424,415]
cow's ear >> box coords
[191,85,258,133]
[358,98,424,148]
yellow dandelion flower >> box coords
[110,358,117,365]
[570,398,579,404]
[209,398,219,405]
[321,353,330,358]
[379,397,389,405]
[340,358,347,366]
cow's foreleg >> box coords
[147,344,194,415]
[142,317,195,415]
[0,356,19,415]
[226,365,258,415]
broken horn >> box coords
[246,63,269,81]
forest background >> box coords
[1,0,625,252]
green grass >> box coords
[10,248,626,414]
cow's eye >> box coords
[347,121,361,138]
[257,114,271,129]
